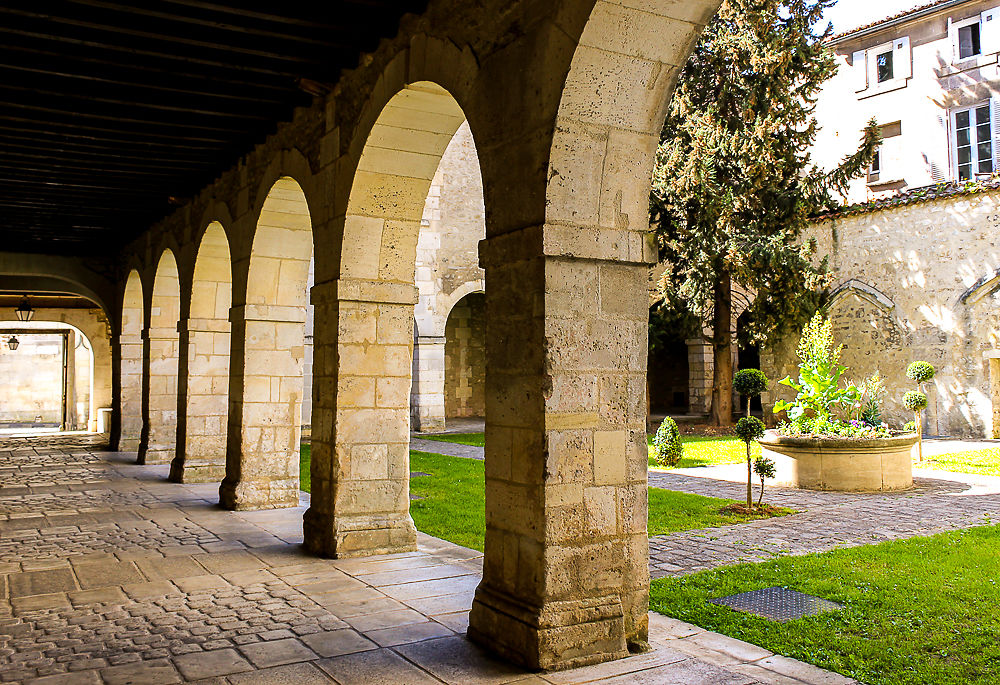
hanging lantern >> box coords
[7,336,18,351]
[15,297,33,322]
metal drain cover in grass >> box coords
[410,471,431,477]
[709,587,842,622]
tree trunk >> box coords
[710,270,733,426]
[745,449,753,509]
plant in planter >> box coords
[735,416,765,507]
[763,314,918,491]
[903,390,928,462]
[733,369,768,419]
[652,417,683,468]
[773,314,864,433]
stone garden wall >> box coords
[762,190,1000,438]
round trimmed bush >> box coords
[902,391,928,412]
[652,417,683,468]
[733,368,768,397]
[735,416,766,443]
[906,361,935,383]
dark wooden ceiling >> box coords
[0,0,427,255]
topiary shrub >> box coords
[733,369,768,417]
[652,417,683,468]
[734,369,768,397]
[735,416,766,507]
[906,361,935,384]
[903,391,928,411]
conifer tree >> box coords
[650,0,879,425]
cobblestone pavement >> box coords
[410,438,484,460]
[647,468,1000,577]
[0,436,856,684]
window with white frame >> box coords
[869,121,902,184]
[952,103,993,181]
[949,8,1000,65]
[852,38,910,95]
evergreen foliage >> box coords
[650,0,880,426]
[733,369,768,399]
[903,391,928,412]
[653,417,684,468]
[906,361,935,384]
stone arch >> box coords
[117,270,145,451]
[304,80,477,558]
[171,222,233,483]
[221,176,313,511]
[0,318,98,431]
[467,0,721,669]
[830,279,897,312]
[138,249,181,465]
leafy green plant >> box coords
[903,391,928,412]
[735,416,766,508]
[733,369,768,418]
[652,417,684,468]
[906,361,935,384]
[773,314,859,423]
[851,372,887,427]
[753,456,776,506]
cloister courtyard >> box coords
[4,0,1000,683]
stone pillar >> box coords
[170,318,231,483]
[988,355,1000,439]
[410,335,446,432]
[114,333,144,451]
[220,304,304,510]
[468,228,650,671]
[303,278,418,558]
[686,339,713,416]
[137,325,179,464]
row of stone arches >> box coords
[105,0,722,668]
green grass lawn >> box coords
[919,446,1000,477]
[300,442,311,492]
[650,525,1000,685]
[300,446,790,552]
[419,431,751,470]
[648,435,757,470]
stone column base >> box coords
[219,478,299,511]
[116,438,140,453]
[467,583,631,671]
[137,448,173,465]
[169,459,227,484]
[302,509,417,558]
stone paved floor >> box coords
[0,436,857,684]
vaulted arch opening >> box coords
[221,177,313,510]
[171,222,233,483]
[139,250,181,465]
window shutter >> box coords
[982,8,1000,55]
[893,36,912,79]
[948,17,957,63]
[852,50,868,91]
[992,98,1000,173]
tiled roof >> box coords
[828,0,968,42]
[814,177,1000,220]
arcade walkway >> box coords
[0,436,856,684]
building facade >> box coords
[763,0,1000,437]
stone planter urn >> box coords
[758,430,918,492]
